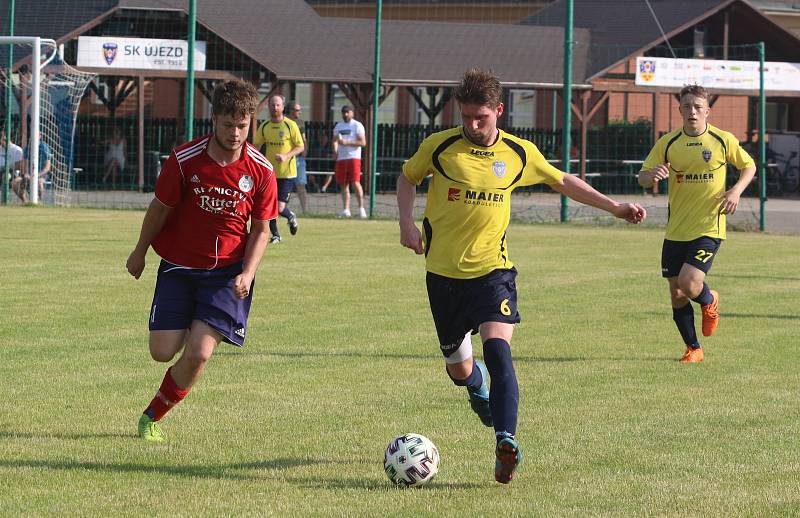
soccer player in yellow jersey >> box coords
[639,84,756,364]
[397,68,647,484]
[254,94,305,243]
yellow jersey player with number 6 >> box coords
[639,84,756,364]
[398,68,647,484]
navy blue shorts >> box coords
[426,268,520,358]
[661,237,722,278]
[277,178,295,203]
[149,260,254,346]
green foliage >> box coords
[1,207,798,515]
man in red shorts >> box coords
[332,105,367,218]
[126,79,278,442]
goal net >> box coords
[1,38,95,206]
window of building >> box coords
[378,87,396,124]
[507,89,536,129]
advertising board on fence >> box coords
[77,36,206,71]
[635,56,800,92]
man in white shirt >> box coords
[332,105,367,218]
[1,130,23,174]
[1,130,24,197]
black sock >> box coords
[691,282,713,306]
[483,338,518,441]
[269,219,279,237]
[672,303,700,348]
[280,207,293,219]
[446,360,482,389]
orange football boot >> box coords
[701,290,719,337]
[680,346,704,363]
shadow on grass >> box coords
[0,457,332,481]
[642,310,800,321]
[0,431,130,440]
[214,352,665,363]
[288,477,483,491]
[713,273,800,282]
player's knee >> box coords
[149,345,177,363]
[148,333,183,362]
[677,278,702,298]
[445,361,472,383]
[182,343,214,368]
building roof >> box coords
[3,0,800,88]
[2,0,590,86]
[521,0,800,80]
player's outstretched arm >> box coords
[551,173,646,224]
[638,162,670,188]
[397,174,424,254]
[127,198,172,279]
[234,218,270,299]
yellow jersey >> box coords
[403,127,564,279]
[642,123,754,241]
[253,118,303,179]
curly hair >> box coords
[212,80,259,119]
[679,84,709,102]
[453,68,502,108]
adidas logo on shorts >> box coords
[234,327,246,337]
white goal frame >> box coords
[0,36,57,204]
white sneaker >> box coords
[338,209,352,218]
[358,207,368,219]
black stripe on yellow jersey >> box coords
[642,123,754,241]
[403,126,563,279]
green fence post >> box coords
[184,0,196,140]
[758,42,766,232]
[369,0,382,218]
[3,0,15,205]
[561,0,573,222]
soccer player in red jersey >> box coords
[126,80,278,442]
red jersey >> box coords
[151,135,278,268]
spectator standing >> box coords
[332,105,367,218]
[103,127,126,187]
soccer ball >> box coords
[383,433,440,487]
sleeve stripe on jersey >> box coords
[246,146,273,171]
[431,134,463,183]
[708,130,728,156]
[175,138,209,161]
[663,131,682,165]
[499,137,526,190]
[178,147,206,163]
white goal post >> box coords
[0,36,56,204]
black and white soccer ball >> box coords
[383,433,440,487]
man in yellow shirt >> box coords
[639,84,756,364]
[398,68,647,484]
[254,94,305,243]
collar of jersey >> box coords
[461,127,502,148]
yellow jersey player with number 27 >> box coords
[639,84,755,364]
[398,68,647,485]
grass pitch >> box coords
[1,206,798,516]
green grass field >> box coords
[1,206,798,516]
